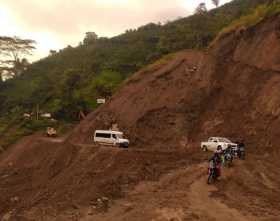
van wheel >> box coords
[202,146,208,152]
[119,143,129,148]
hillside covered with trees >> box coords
[0,0,273,147]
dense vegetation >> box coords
[0,0,273,148]
[218,1,280,37]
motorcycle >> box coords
[207,167,217,184]
[224,153,233,167]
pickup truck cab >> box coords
[94,130,129,148]
[201,137,237,152]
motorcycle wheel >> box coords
[207,173,215,184]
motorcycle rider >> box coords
[223,145,233,166]
[208,151,222,179]
[215,145,223,154]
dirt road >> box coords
[57,160,279,221]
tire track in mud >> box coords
[188,176,254,221]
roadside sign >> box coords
[97,98,106,104]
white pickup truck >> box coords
[201,137,237,152]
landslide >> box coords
[0,13,280,221]
[70,14,280,154]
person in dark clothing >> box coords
[209,153,222,178]
[223,145,234,166]
[237,141,245,159]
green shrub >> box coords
[23,118,56,131]
[218,2,280,37]
[153,53,176,66]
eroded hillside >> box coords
[70,14,280,153]
[0,13,280,221]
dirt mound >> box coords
[1,15,280,220]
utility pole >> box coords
[36,104,39,120]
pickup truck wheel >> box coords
[202,146,208,152]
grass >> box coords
[153,53,176,66]
[126,52,176,85]
[214,2,280,42]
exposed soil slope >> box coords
[69,14,280,153]
[0,15,280,221]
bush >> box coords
[218,2,280,37]
[23,118,56,131]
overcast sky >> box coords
[0,0,232,60]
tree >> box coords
[195,3,207,14]
[49,50,57,56]
[83,32,98,45]
[0,36,36,78]
[212,0,220,8]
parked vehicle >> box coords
[94,130,129,148]
[201,137,237,152]
[46,127,57,137]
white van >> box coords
[94,130,129,148]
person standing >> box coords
[238,141,245,160]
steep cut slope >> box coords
[70,14,280,153]
[0,14,280,221]
[68,50,205,149]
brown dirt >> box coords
[1,15,280,221]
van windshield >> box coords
[116,134,123,139]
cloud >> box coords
[2,0,190,36]
[0,0,231,60]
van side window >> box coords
[112,134,117,139]
[96,133,111,138]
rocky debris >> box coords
[1,174,9,179]
[95,197,110,212]
[87,206,96,216]
[111,123,119,131]
[71,203,79,210]
[1,211,13,221]
[122,202,134,212]
[188,66,197,73]
[88,197,110,213]
[10,196,20,204]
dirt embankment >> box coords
[0,15,280,221]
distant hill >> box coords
[0,0,269,147]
